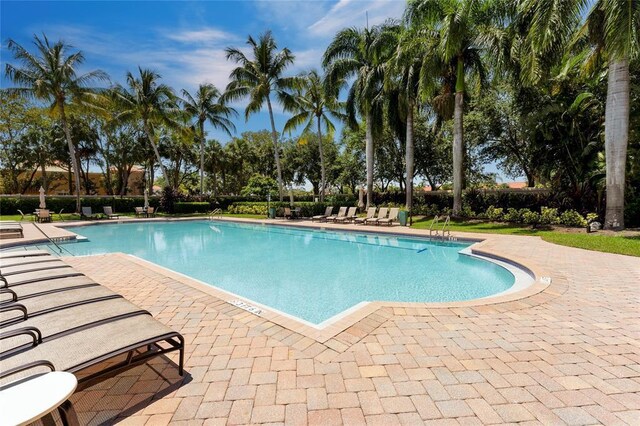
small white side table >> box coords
[0,371,78,426]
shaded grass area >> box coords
[412,216,640,257]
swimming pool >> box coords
[43,221,515,324]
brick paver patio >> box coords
[7,220,640,425]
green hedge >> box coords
[228,201,353,218]
[0,196,160,215]
[174,202,211,214]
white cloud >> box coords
[165,28,237,44]
[30,24,241,93]
[308,0,405,36]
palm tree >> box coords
[388,25,429,211]
[406,0,487,215]
[323,24,398,208]
[523,0,639,230]
[5,34,107,212]
[181,84,237,196]
[223,31,297,201]
[282,70,345,201]
[114,67,179,186]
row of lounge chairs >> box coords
[0,249,185,391]
[311,207,400,226]
[0,221,24,239]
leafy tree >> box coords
[181,84,236,196]
[323,23,399,208]
[282,133,339,195]
[224,31,297,201]
[5,34,108,211]
[0,92,34,193]
[283,70,345,201]
[414,118,452,190]
[240,174,278,198]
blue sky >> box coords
[1,0,407,143]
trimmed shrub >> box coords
[540,207,560,225]
[521,209,541,225]
[485,206,504,221]
[174,202,211,214]
[503,208,523,223]
[227,201,354,218]
[559,210,588,227]
[0,196,159,215]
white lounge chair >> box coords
[312,206,333,222]
[366,207,388,225]
[377,207,400,226]
[354,207,376,225]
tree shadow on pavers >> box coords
[66,356,192,426]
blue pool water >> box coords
[45,221,513,324]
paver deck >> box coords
[3,218,639,425]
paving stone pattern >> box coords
[51,231,640,425]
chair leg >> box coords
[57,399,80,426]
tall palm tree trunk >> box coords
[199,120,205,197]
[266,96,284,201]
[604,59,629,230]
[365,111,374,209]
[316,115,326,202]
[452,91,464,215]
[405,100,414,211]
[142,121,169,188]
[58,103,82,213]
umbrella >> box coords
[39,186,46,209]
[144,188,149,210]
[358,187,365,209]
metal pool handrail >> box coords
[209,209,222,219]
[31,222,73,256]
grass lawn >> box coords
[412,216,640,257]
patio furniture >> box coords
[146,207,156,218]
[334,207,358,223]
[0,250,51,260]
[312,206,333,222]
[366,207,388,225]
[354,207,377,225]
[0,256,61,268]
[377,207,400,226]
[0,370,79,426]
[2,293,149,344]
[1,268,83,288]
[0,313,185,388]
[37,209,52,223]
[0,222,24,239]
[134,207,145,217]
[0,257,185,389]
[103,206,120,219]
[284,207,300,220]
[327,206,347,222]
[81,207,98,220]
[1,259,67,276]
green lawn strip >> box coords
[411,216,640,257]
[538,233,640,257]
